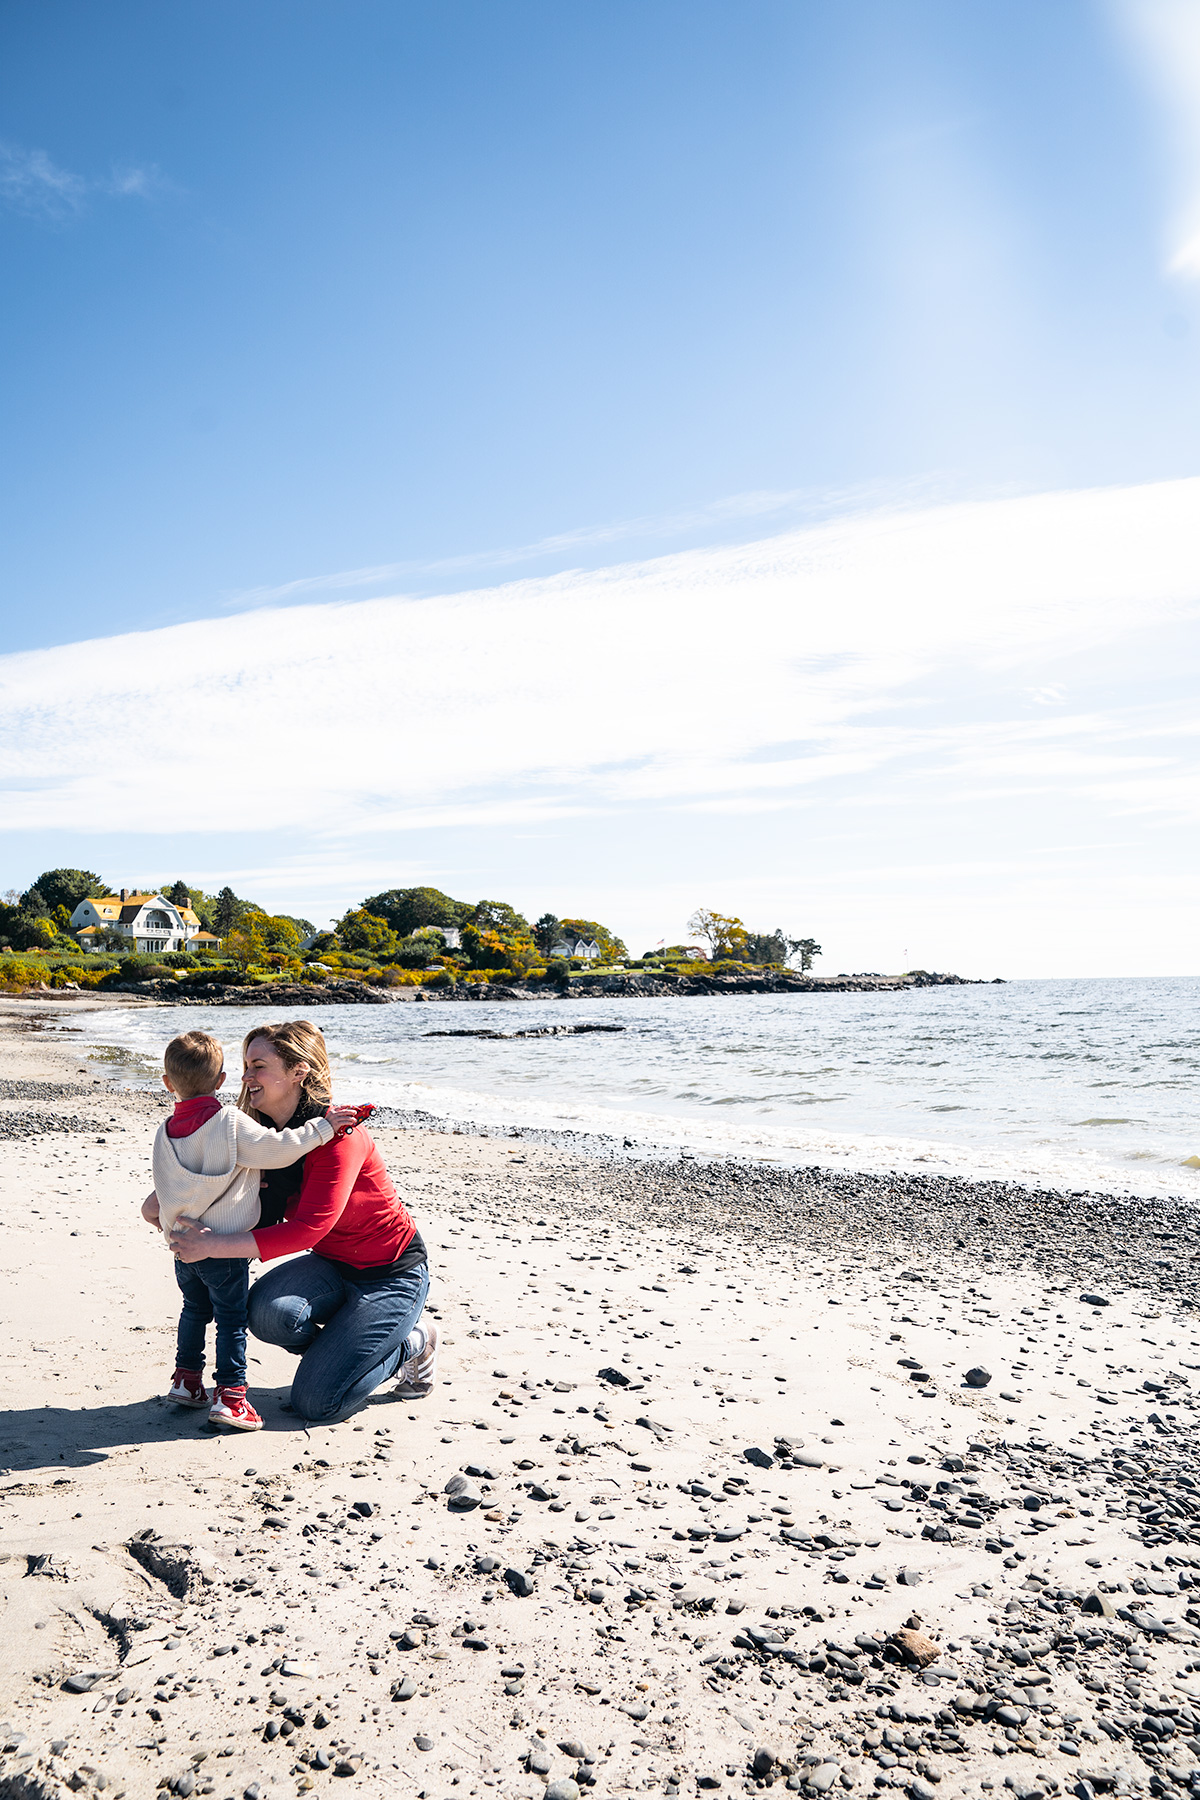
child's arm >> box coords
[142,1191,161,1231]
[232,1107,358,1169]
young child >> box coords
[145,1029,356,1431]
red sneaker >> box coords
[167,1368,209,1408]
[208,1385,263,1432]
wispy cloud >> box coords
[1116,0,1200,279]
[0,141,165,222]
[0,476,1196,844]
[221,477,959,609]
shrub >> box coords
[162,951,196,969]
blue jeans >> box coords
[247,1255,430,1425]
[175,1258,250,1389]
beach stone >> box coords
[752,1747,779,1775]
[897,1568,922,1586]
[1082,1593,1116,1618]
[445,1475,482,1510]
[890,1628,940,1667]
[805,1764,840,1793]
[528,1746,553,1774]
[559,1740,589,1760]
[414,1736,434,1752]
[1080,1293,1109,1307]
[965,1367,992,1388]
[390,1677,416,1701]
[545,1783,580,1800]
[506,1568,536,1597]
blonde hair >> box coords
[164,1030,225,1098]
[238,1019,332,1118]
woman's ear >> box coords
[292,1061,310,1085]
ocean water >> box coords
[58,977,1200,1199]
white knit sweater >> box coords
[152,1106,335,1235]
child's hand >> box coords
[141,1191,161,1232]
[325,1104,359,1134]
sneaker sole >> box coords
[209,1412,263,1431]
[391,1381,433,1400]
[168,1394,210,1409]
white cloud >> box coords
[1,476,1197,846]
[0,142,163,221]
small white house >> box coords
[71,890,215,954]
[413,924,461,949]
[552,936,602,962]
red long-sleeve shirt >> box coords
[250,1129,418,1269]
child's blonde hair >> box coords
[238,1019,333,1117]
[164,1030,225,1098]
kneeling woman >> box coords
[171,1020,435,1424]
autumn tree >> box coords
[686,908,749,960]
[336,908,401,956]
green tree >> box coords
[533,913,561,957]
[360,886,467,936]
[214,887,241,935]
[787,936,822,971]
[336,908,401,956]
[559,916,628,961]
[742,929,789,965]
[224,920,267,970]
[24,869,111,915]
[470,899,531,940]
[257,915,302,953]
[687,908,749,960]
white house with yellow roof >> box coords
[70,890,220,954]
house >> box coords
[70,890,219,954]
[413,925,461,949]
[552,936,602,962]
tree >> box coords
[687,908,749,961]
[533,913,561,957]
[224,920,266,970]
[214,887,241,935]
[742,929,789,966]
[470,899,532,940]
[558,916,628,961]
[22,869,111,915]
[336,908,401,956]
[257,915,302,953]
[787,936,822,972]
[360,886,467,937]
[166,880,193,910]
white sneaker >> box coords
[393,1320,438,1398]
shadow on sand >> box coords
[0,1388,306,1472]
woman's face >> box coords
[243,1037,307,1120]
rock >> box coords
[528,1746,554,1775]
[414,1736,434,1752]
[63,1672,108,1694]
[351,1500,374,1517]
[1080,1293,1109,1307]
[1081,1592,1116,1618]
[476,1555,502,1573]
[546,1783,581,1800]
[908,1783,937,1800]
[805,1765,840,1793]
[889,1628,940,1667]
[444,1475,482,1510]
[559,1740,589,1760]
[744,1446,774,1469]
[390,1677,416,1701]
[897,1568,923,1586]
[752,1747,778,1776]
[506,1568,536,1597]
[965,1368,992,1388]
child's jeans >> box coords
[175,1258,250,1389]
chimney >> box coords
[120,888,128,902]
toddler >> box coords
[145,1029,355,1431]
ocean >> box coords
[58,976,1199,1199]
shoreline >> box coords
[1,1009,1199,1800]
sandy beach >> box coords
[1,1000,1199,1800]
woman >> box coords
[170,1019,435,1424]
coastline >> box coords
[1,1003,1198,1800]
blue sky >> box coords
[1,1,1198,973]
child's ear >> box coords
[163,1074,175,1095]
[216,1070,227,1090]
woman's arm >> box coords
[170,1219,259,1262]
[142,1191,161,1231]
[249,1131,370,1262]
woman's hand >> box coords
[325,1104,359,1134]
[142,1191,161,1232]
[169,1216,214,1262]
[169,1220,259,1263]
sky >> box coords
[1,0,1198,975]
